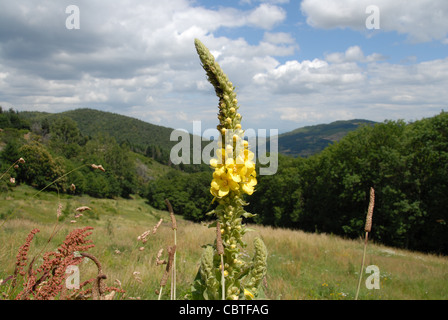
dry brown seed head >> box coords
[57,203,63,218]
[165,199,177,230]
[160,245,176,287]
[365,187,375,232]
[76,206,91,212]
[156,248,167,266]
[216,222,224,255]
[152,218,163,234]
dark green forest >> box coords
[1,107,447,254]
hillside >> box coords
[1,185,447,300]
[59,109,176,152]
[19,108,376,159]
[20,108,213,171]
[276,119,376,157]
[21,108,176,155]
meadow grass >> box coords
[1,185,447,300]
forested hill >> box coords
[21,108,177,159]
[276,119,376,157]
[19,108,376,159]
[60,108,174,149]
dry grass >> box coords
[1,185,448,300]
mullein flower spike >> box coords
[193,39,267,300]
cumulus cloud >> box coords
[0,0,447,134]
[253,57,366,95]
[0,0,293,128]
[246,4,286,29]
[301,0,448,43]
[249,46,448,128]
[325,46,386,63]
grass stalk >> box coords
[355,187,375,300]
[158,286,163,300]
[0,158,24,181]
[216,221,225,300]
[171,229,177,300]
[220,254,225,300]
[165,199,177,300]
[355,231,369,300]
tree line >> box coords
[2,107,447,254]
[147,112,448,254]
[1,113,139,198]
[249,112,448,254]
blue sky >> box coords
[1,0,447,134]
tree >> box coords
[81,134,137,198]
[49,116,84,158]
[17,142,65,191]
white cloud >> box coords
[263,32,296,44]
[0,0,447,134]
[246,4,286,29]
[301,0,448,43]
[253,57,365,95]
[0,1,293,127]
[325,46,386,63]
[248,47,448,129]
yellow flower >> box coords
[225,158,243,183]
[241,175,257,195]
[210,158,220,168]
[244,288,254,300]
[238,149,257,195]
[215,148,227,165]
[237,150,255,175]
[210,167,239,198]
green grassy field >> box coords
[1,185,447,300]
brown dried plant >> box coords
[158,245,176,300]
[9,226,121,300]
[14,226,94,300]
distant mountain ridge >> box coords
[20,108,376,159]
[276,119,377,157]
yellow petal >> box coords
[211,179,220,190]
[244,289,254,300]
[210,158,219,167]
[218,186,230,197]
[242,183,254,195]
[229,179,240,191]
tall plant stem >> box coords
[220,254,225,300]
[355,231,369,300]
[158,286,163,300]
[165,199,177,300]
[171,229,177,300]
[356,187,375,300]
[0,158,21,180]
